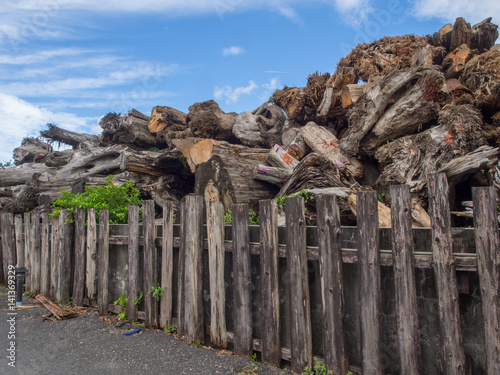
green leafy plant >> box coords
[238,364,258,374]
[23,290,32,297]
[275,189,315,207]
[132,291,143,306]
[164,325,177,334]
[252,352,257,362]
[224,210,232,225]
[149,283,165,302]
[301,361,333,375]
[132,320,144,327]
[378,192,386,202]
[51,175,142,224]
[224,209,260,225]
[192,339,202,348]
[114,293,127,320]
[0,160,12,169]
[148,147,160,152]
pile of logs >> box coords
[1,16,499,225]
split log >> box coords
[471,17,499,53]
[437,145,499,181]
[253,165,292,186]
[287,134,309,160]
[299,122,363,178]
[187,100,237,143]
[148,106,187,134]
[341,84,365,108]
[265,144,299,170]
[411,44,446,68]
[40,123,100,149]
[0,164,53,187]
[317,67,359,118]
[441,44,472,79]
[450,17,472,52]
[115,110,160,149]
[13,138,52,165]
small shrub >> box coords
[301,361,333,375]
[164,325,177,334]
[149,283,165,302]
[113,293,127,320]
[132,291,143,306]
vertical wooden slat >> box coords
[143,200,158,329]
[97,210,109,314]
[160,202,174,328]
[86,208,97,300]
[233,203,252,357]
[177,201,187,334]
[390,185,421,374]
[427,173,466,375]
[317,194,349,375]
[56,210,73,305]
[127,205,140,322]
[31,213,41,295]
[50,214,59,300]
[0,214,3,284]
[1,213,16,285]
[40,213,50,297]
[14,214,24,267]
[259,200,281,366]
[207,201,227,348]
[286,196,313,373]
[182,195,204,343]
[72,208,86,306]
[23,212,31,291]
[357,191,383,375]
[472,187,500,374]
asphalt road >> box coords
[0,287,289,375]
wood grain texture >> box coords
[40,213,50,297]
[97,210,109,315]
[14,214,24,267]
[1,213,15,285]
[31,213,41,295]
[23,213,31,291]
[56,210,73,305]
[160,201,174,328]
[86,208,97,300]
[49,214,59,300]
[143,200,159,329]
[127,205,140,322]
[177,202,186,334]
[72,208,86,306]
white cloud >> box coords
[0,93,97,162]
[214,81,258,103]
[331,0,373,25]
[412,0,500,24]
[222,46,245,56]
[259,77,281,101]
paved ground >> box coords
[0,287,289,375]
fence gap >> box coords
[14,214,23,268]
[127,205,140,322]
[390,185,421,374]
[259,199,281,366]
[317,194,349,374]
[472,186,500,374]
[86,208,97,301]
[97,210,109,314]
[286,196,313,373]
[50,213,59,300]
[143,200,158,329]
[31,213,41,295]
[206,201,227,348]
[428,173,466,375]
[160,202,174,328]
[73,208,86,306]
[357,191,383,375]
[40,212,50,297]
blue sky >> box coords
[0,0,499,162]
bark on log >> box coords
[265,144,299,170]
[317,67,359,118]
[471,17,499,53]
[442,44,472,79]
[341,84,365,108]
[148,106,187,134]
[253,165,292,186]
[437,145,499,181]
[40,123,100,149]
[187,100,238,143]
[287,133,309,160]
[13,138,53,165]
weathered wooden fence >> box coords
[0,173,499,374]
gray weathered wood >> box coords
[1,213,16,285]
[23,212,31,291]
[127,205,140,322]
[259,200,281,366]
[183,195,204,343]
[390,185,421,375]
[265,144,299,170]
[143,200,158,329]
[427,173,466,375]
[14,214,24,267]
[72,208,86,306]
[207,201,227,348]
[357,191,383,375]
[56,210,73,305]
[286,196,313,373]
[97,210,109,314]
[160,202,174,328]
[232,203,253,357]
[317,194,349,375]
[177,201,187,334]
[50,214,59,300]
[0,214,3,285]
[86,208,97,300]
[472,187,500,374]
[253,164,292,186]
[40,213,50,297]
[31,213,41,295]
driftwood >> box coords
[13,138,53,165]
[40,123,100,149]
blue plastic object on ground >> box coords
[123,328,141,336]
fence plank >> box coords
[72,208,86,306]
[127,205,140,322]
[86,208,97,300]
[50,214,59,300]
[160,202,174,328]
[56,210,73,304]
[31,213,41,295]
[23,212,31,291]
[233,203,252,357]
[0,214,3,285]
[1,213,16,285]
[472,187,500,374]
[97,210,109,314]
[357,191,383,375]
[182,195,204,343]
[427,173,466,375]
[143,200,158,329]
[286,196,313,373]
[40,213,50,297]
[177,201,186,334]
[14,214,24,267]
[390,185,421,375]
[259,200,281,366]
[317,194,349,375]
[207,201,227,348]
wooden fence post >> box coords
[127,205,140,322]
[472,187,500,374]
[23,213,31,292]
[390,185,421,374]
[14,214,24,267]
[317,194,349,375]
[259,200,281,366]
[177,201,186,334]
[182,195,204,343]
[72,208,86,306]
[1,213,16,285]
[207,201,227,348]
[31,213,41,295]
[50,214,59,301]
[0,214,3,285]
[143,200,158,329]
[56,210,73,305]
[357,191,383,375]
[97,210,109,314]
[40,213,50,297]
[286,196,313,373]
[428,173,466,375]
[86,208,97,301]
[160,202,174,328]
